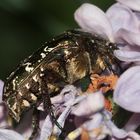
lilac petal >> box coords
[124,113,140,131]
[82,113,103,131]
[40,115,53,140]
[51,85,79,106]
[103,110,130,139]
[106,120,127,138]
[106,119,140,139]
[114,66,140,112]
[78,113,107,140]
[67,113,104,140]
[72,91,105,116]
[53,105,71,136]
[115,29,140,46]
[0,129,25,140]
[0,104,7,123]
[38,85,79,111]
[71,94,86,105]
[114,50,140,62]
[127,131,140,140]
[74,3,114,42]
[103,111,140,139]
[0,80,4,102]
[96,125,111,140]
[106,3,140,34]
[117,0,140,11]
[60,85,78,105]
[135,11,140,20]
[51,95,63,105]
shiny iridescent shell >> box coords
[3,29,120,122]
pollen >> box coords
[81,128,89,140]
[87,74,118,93]
[67,128,82,140]
[87,73,118,112]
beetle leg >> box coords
[104,57,117,75]
[29,108,40,140]
[40,74,64,133]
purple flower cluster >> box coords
[1,0,140,140]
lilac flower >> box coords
[106,2,140,63]
[1,1,140,140]
[67,91,106,140]
[74,1,140,139]
[114,66,140,133]
[66,90,140,140]
[116,0,140,11]
[37,0,140,140]
[74,3,114,42]
[40,85,84,140]
[74,1,140,64]
[71,91,104,116]
[40,115,53,140]
[103,110,140,140]
[114,66,140,112]
[66,112,108,140]
[0,129,25,140]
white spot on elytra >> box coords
[64,50,70,56]
[12,103,17,110]
[25,66,34,72]
[40,73,44,77]
[22,100,30,107]
[12,79,16,90]
[9,72,15,78]
[38,59,41,63]
[40,53,46,58]
[38,87,41,91]
[33,74,38,82]
[31,93,37,101]
[44,46,48,52]
[91,39,95,43]
[25,83,30,89]
[10,102,18,116]
[40,67,44,71]
[19,92,23,96]
[24,62,34,72]
[47,47,54,52]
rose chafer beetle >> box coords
[3,29,120,140]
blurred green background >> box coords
[0,0,115,80]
